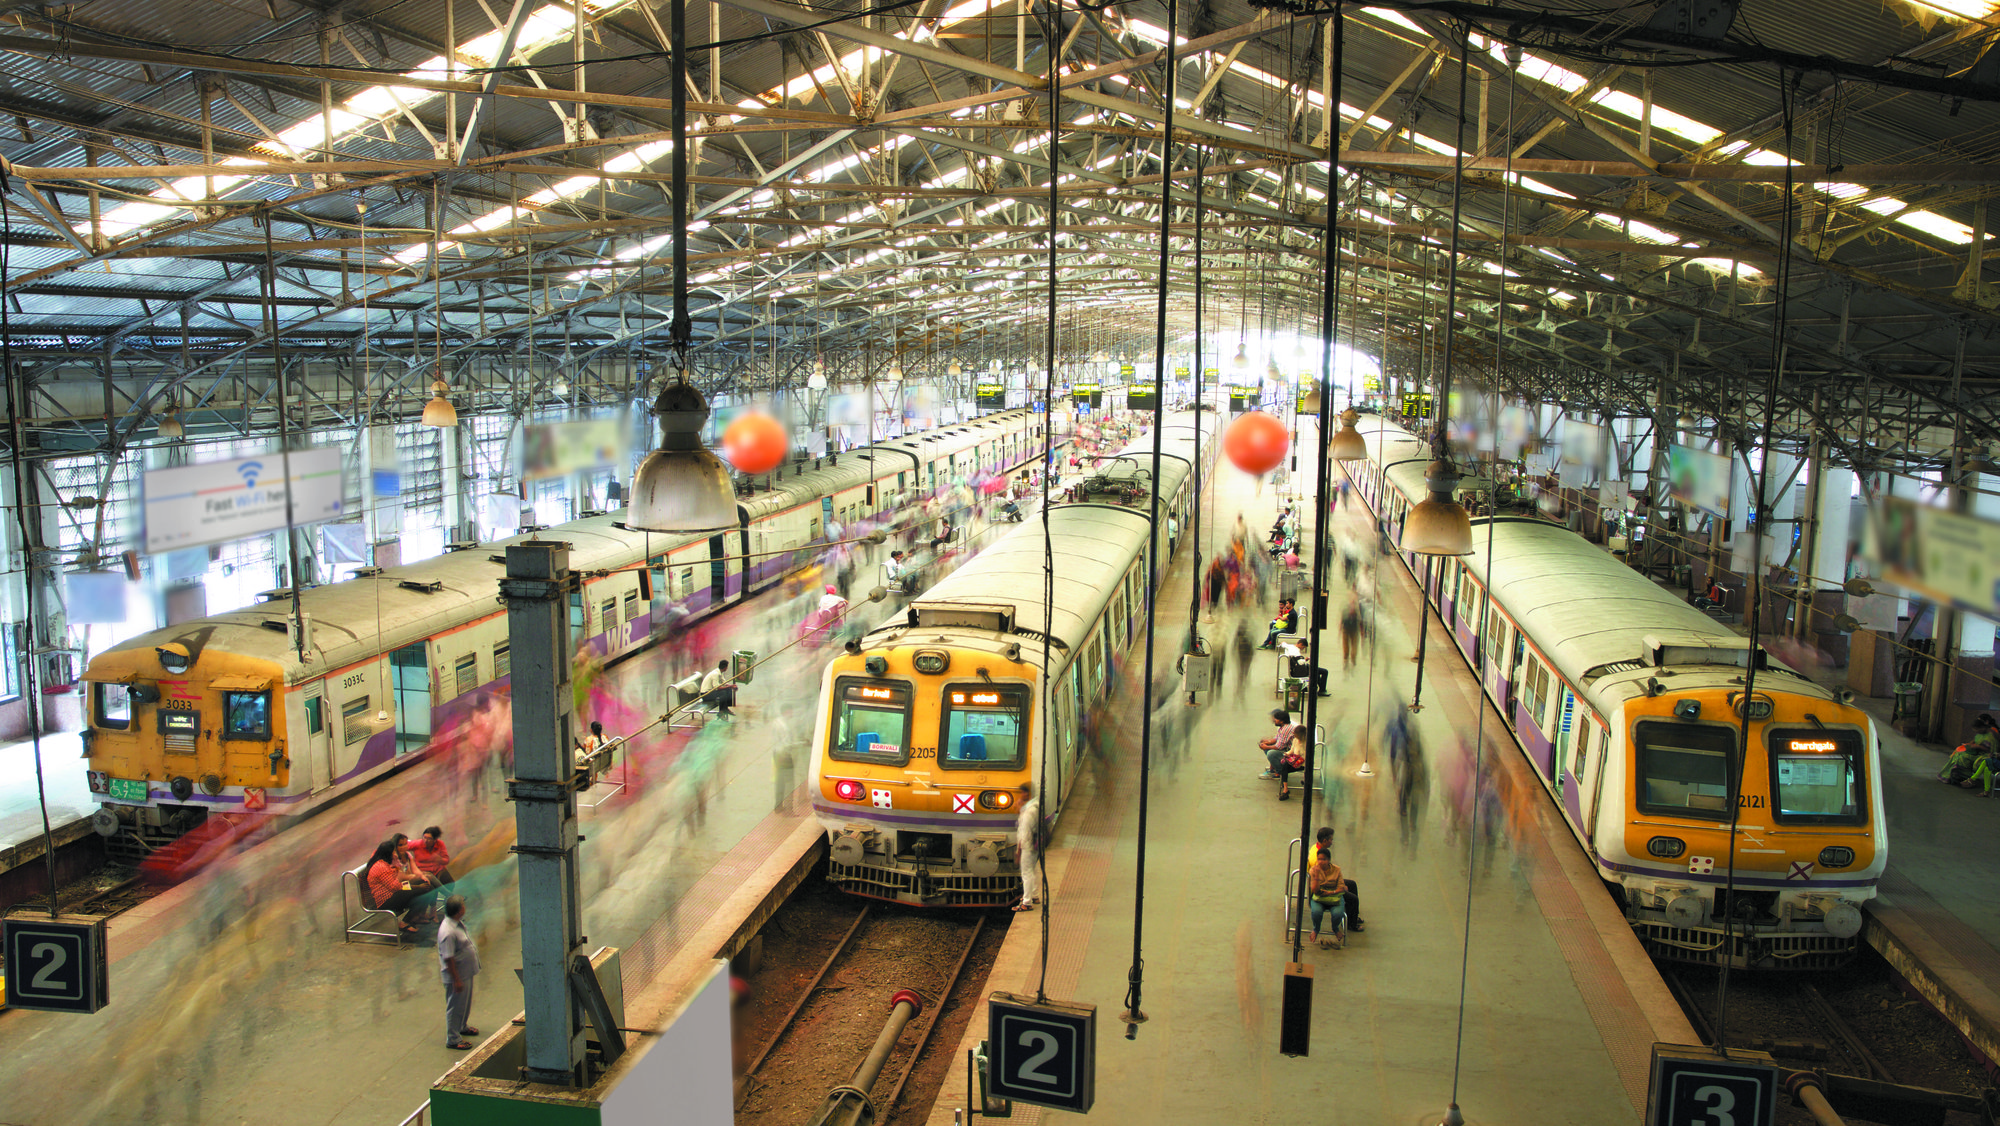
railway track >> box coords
[1660,947,1994,1125]
[735,883,1007,1126]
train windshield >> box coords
[1767,728,1866,825]
[939,684,1027,770]
[829,679,912,766]
[1633,719,1737,821]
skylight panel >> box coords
[1894,210,1979,244]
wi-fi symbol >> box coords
[238,461,264,487]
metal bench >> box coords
[576,738,626,808]
[342,865,407,946]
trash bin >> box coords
[732,650,757,685]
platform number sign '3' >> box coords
[986,993,1095,1113]
[1648,1045,1775,1126]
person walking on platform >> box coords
[1232,621,1255,702]
[1339,590,1364,669]
[437,895,481,1050]
[1014,782,1044,912]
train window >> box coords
[1766,728,1865,825]
[95,682,133,730]
[1486,608,1508,655]
[625,591,641,621]
[1520,658,1548,726]
[601,599,617,632]
[304,696,324,736]
[454,654,478,696]
[1633,719,1737,821]
[638,569,653,601]
[569,591,586,646]
[342,696,372,746]
[223,691,271,740]
[829,678,912,766]
[939,683,1026,770]
[494,644,511,679]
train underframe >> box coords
[96,802,210,864]
[1622,885,1862,971]
[826,827,1023,907]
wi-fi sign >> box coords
[237,461,264,488]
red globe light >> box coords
[1224,410,1290,475]
[721,410,789,474]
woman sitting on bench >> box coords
[366,839,429,934]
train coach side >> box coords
[1350,415,1886,969]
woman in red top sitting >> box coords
[365,840,425,933]
[409,826,456,886]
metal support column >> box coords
[502,541,589,1086]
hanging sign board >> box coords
[1127,385,1158,411]
[3,915,110,1013]
[1646,1044,1776,1126]
[1864,494,2000,617]
[1119,363,1136,379]
[1401,392,1434,419]
[143,447,345,555]
[1667,444,1732,519]
[1228,387,1259,414]
[1363,375,1382,391]
[521,418,628,481]
[1071,382,1102,408]
[987,993,1096,1113]
[1174,366,1190,378]
[975,383,1007,409]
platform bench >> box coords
[342,865,408,946]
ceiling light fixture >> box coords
[422,379,458,428]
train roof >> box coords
[736,409,1034,520]
[94,511,671,683]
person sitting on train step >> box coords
[700,661,735,719]
[366,839,427,933]
[1258,709,1300,778]
[409,826,456,887]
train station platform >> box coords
[929,450,1694,1124]
[0,483,1036,1125]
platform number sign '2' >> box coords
[2,917,110,1014]
[1647,1044,1776,1126]
[986,993,1095,1113]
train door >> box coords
[302,684,332,790]
[1551,686,1577,795]
[1575,718,1608,843]
[389,643,432,755]
[708,534,727,603]
[649,554,668,616]
[569,588,588,649]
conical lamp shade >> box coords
[1329,408,1367,461]
[422,380,457,427]
[1400,460,1473,555]
[156,410,185,440]
[627,382,737,532]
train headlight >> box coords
[1665,894,1705,930]
[1822,901,1863,939]
[833,779,867,802]
[1818,846,1855,869]
[978,790,1015,810]
[912,649,951,675]
[156,642,193,674]
[1646,836,1687,859]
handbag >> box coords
[1281,748,1305,770]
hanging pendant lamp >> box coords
[421,378,457,428]
[1329,406,1367,461]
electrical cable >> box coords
[1123,0,1176,1039]
[1289,0,1343,969]
[1034,0,1062,1008]
[1716,65,1802,1057]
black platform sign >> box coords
[1647,1044,1776,1126]
[1401,391,1434,419]
[987,992,1095,1113]
[1228,386,1260,414]
[1127,384,1158,411]
[3,915,110,1013]
[1071,382,1101,408]
[976,383,1007,409]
